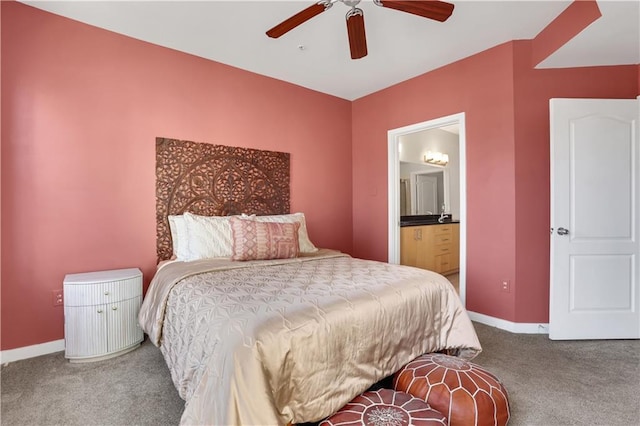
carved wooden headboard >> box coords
[156,137,290,262]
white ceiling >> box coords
[21,0,640,100]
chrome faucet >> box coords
[438,204,448,223]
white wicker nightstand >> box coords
[63,268,143,362]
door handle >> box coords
[557,227,570,236]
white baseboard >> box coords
[1,339,65,365]
[468,311,549,334]
[0,313,546,364]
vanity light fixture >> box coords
[424,151,449,166]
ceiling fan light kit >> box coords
[266,0,454,60]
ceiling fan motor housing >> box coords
[342,0,362,8]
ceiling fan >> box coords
[266,0,455,60]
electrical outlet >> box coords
[52,289,63,306]
[501,280,510,293]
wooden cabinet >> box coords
[400,223,459,275]
[64,268,143,362]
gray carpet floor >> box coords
[1,322,639,425]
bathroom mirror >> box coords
[399,162,450,216]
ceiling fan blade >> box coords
[346,8,367,60]
[375,0,454,22]
[266,1,333,38]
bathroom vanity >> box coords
[400,217,459,275]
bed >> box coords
[140,138,481,425]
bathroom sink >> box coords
[400,215,455,226]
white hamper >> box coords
[63,268,144,362]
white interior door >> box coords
[550,98,640,340]
[415,174,438,214]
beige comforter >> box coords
[139,250,481,425]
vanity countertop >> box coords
[400,215,460,227]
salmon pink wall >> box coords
[530,0,601,67]
[508,1,638,323]
[1,2,352,350]
[512,42,638,323]
[352,42,520,321]
[352,41,638,324]
[2,2,639,352]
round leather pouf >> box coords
[320,388,447,426]
[393,354,510,426]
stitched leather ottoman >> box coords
[393,354,510,426]
[320,388,447,426]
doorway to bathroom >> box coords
[387,113,467,304]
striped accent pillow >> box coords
[230,217,300,261]
[248,213,318,253]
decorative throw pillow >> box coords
[248,212,318,253]
[168,215,190,261]
[230,217,300,261]
[182,212,235,260]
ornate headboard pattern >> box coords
[156,137,290,262]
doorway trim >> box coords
[387,112,467,305]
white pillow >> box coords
[249,212,318,253]
[168,215,190,261]
[182,212,235,260]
